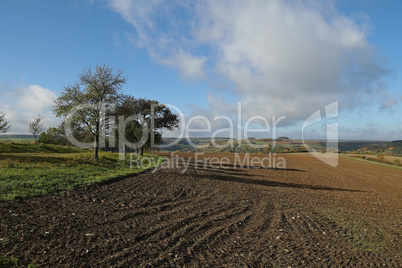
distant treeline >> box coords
[0,134,35,139]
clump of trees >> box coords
[0,112,10,133]
[117,96,179,155]
[38,124,69,146]
[53,64,179,159]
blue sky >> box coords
[0,0,401,140]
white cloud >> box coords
[16,85,56,114]
[153,50,207,80]
[196,0,388,114]
[107,0,206,79]
[107,0,172,48]
[106,0,398,134]
[0,84,60,134]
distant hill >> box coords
[0,134,35,143]
[0,134,35,139]
[158,137,401,156]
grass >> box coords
[341,154,402,170]
[0,255,36,268]
[0,142,83,154]
[0,255,19,267]
[318,210,383,253]
[0,143,163,200]
[0,137,35,143]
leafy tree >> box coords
[117,96,179,155]
[54,64,126,159]
[0,112,10,133]
[28,114,45,142]
[38,124,69,145]
[38,128,57,144]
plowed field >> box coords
[1,153,401,267]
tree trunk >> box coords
[140,146,144,156]
[94,133,99,159]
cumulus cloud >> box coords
[0,84,60,134]
[107,0,207,80]
[15,85,57,114]
[106,0,396,134]
[153,50,207,80]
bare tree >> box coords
[0,112,10,133]
[54,64,126,159]
[28,114,45,143]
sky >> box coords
[0,0,401,140]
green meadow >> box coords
[0,143,162,200]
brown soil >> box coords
[1,153,401,267]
